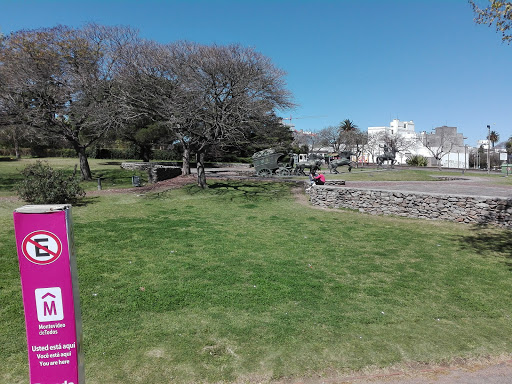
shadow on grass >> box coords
[457,227,512,270]
[74,196,101,207]
[0,179,19,193]
[183,180,291,201]
[97,161,124,166]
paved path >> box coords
[343,176,512,199]
[206,167,512,199]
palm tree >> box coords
[489,130,500,147]
[339,119,358,132]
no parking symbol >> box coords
[14,205,84,383]
[22,230,62,265]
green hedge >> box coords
[2,146,252,163]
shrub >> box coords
[16,161,85,204]
[406,155,428,167]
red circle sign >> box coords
[22,230,62,265]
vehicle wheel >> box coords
[257,169,272,177]
[276,169,291,176]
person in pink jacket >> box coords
[311,171,325,185]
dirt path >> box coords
[276,357,512,384]
[86,174,197,196]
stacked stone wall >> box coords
[149,165,181,183]
[121,162,181,183]
[307,183,512,228]
[121,162,152,171]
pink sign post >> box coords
[13,204,84,384]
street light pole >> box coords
[487,124,491,174]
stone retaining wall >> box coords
[307,183,512,228]
[121,162,181,183]
[121,162,152,171]
[149,165,181,183]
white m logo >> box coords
[35,287,64,322]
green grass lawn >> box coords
[0,158,149,196]
[1,160,511,383]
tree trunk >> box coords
[196,151,207,189]
[436,157,443,171]
[182,146,191,175]
[140,145,152,162]
[75,146,92,180]
[14,136,20,160]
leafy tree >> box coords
[489,130,500,147]
[506,135,512,161]
[478,144,487,168]
[340,119,358,132]
[114,116,169,162]
[470,0,512,43]
[220,112,293,158]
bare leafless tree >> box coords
[180,43,294,187]
[366,132,381,163]
[2,24,294,185]
[317,121,366,162]
[0,24,138,179]
[366,131,417,163]
[316,125,342,153]
[116,41,294,187]
[292,130,318,153]
[378,131,417,153]
[342,129,367,166]
[0,78,42,158]
[419,129,456,169]
[112,39,201,175]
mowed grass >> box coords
[0,158,149,196]
[1,162,512,383]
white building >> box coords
[367,119,422,165]
[368,119,417,141]
[476,139,491,150]
[367,119,469,168]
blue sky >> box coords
[1,0,511,146]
